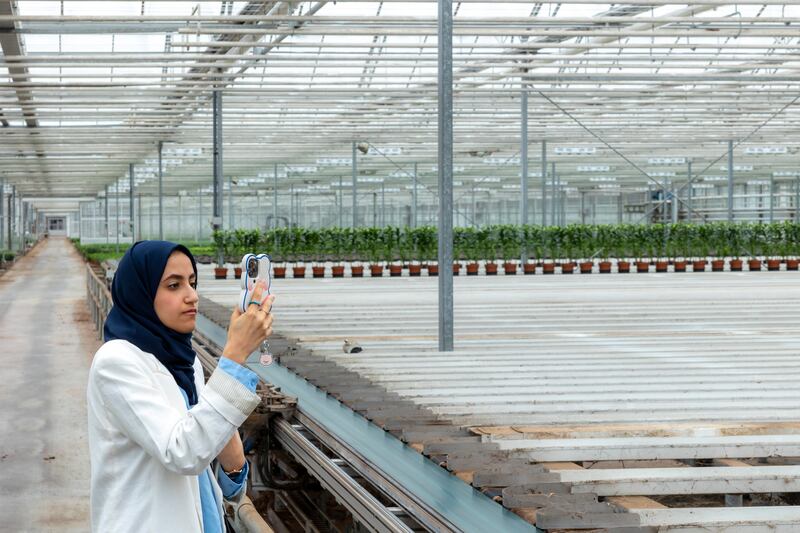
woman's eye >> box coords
[168,284,178,289]
[190,283,198,289]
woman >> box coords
[86,240,275,532]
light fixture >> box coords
[286,165,318,174]
[333,181,353,187]
[359,177,384,183]
[746,179,770,186]
[554,147,596,155]
[650,171,676,177]
[429,165,464,173]
[702,176,727,181]
[744,146,787,155]
[577,165,611,172]
[648,157,686,165]
[597,184,620,189]
[367,146,402,156]
[719,165,753,172]
[477,177,501,182]
[383,187,401,192]
[692,184,714,189]
[258,170,288,179]
[317,157,353,167]
[773,171,800,177]
[502,184,521,189]
[589,176,616,182]
[483,156,520,166]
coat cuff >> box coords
[204,367,261,426]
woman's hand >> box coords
[222,281,275,365]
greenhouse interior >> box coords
[4,1,800,532]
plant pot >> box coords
[787,259,799,271]
[580,261,594,274]
[273,266,286,279]
[485,262,498,275]
[370,264,384,277]
[767,259,781,271]
[561,262,575,274]
[292,266,306,278]
[655,261,668,273]
[453,263,461,275]
[332,265,345,278]
[692,260,707,273]
[214,267,228,280]
[599,261,612,274]
[523,262,536,275]
[409,264,423,276]
[351,265,364,278]
[389,264,403,277]
[503,261,517,275]
[636,261,650,273]
[466,262,480,276]
[312,266,326,278]
[427,264,439,276]
[542,262,555,275]
[748,259,762,271]
[233,267,242,279]
[730,259,743,272]
[711,259,725,272]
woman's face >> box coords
[154,251,198,334]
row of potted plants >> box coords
[211,222,800,279]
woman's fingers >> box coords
[246,281,267,313]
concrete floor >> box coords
[0,238,98,532]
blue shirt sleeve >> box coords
[217,460,250,499]
[218,357,259,392]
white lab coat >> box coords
[87,339,261,532]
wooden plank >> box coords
[714,458,752,467]
[559,465,800,497]
[470,422,800,440]
[635,506,800,530]
[607,496,668,510]
[491,434,800,462]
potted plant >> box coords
[269,228,288,278]
[458,227,480,275]
[595,225,614,274]
[669,223,691,272]
[497,225,519,275]
[382,227,402,277]
[744,223,764,271]
[540,226,558,274]
[288,227,307,278]
[212,229,230,279]
[521,225,539,275]
[690,224,711,272]
[766,222,783,271]
[477,227,497,275]
[784,221,800,271]
[328,228,346,278]
[576,225,595,274]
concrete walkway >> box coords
[0,238,99,532]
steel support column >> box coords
[796,176,800,221]
[727,140,734,222]
[212,88,224,265]
[687,161,693,222]
[550,163,557,226]
[129,163,135,244]
[412,162,418,228]
[352,141,358,228]
[115,185,120,253]
[228,176,234,229]
[104,185,109,244]
[381,182,385,227]
[520,88,528,265]
[158,141,163,240]
[769,175,775,223]
[438,0,454,352]
[338,175,343,228]
[541,141,547,226]
[274,163,279,230]
[0,177,4,250]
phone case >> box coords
[238,253,272,313]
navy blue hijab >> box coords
[104,240,199,405]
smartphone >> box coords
[238,253,272,313]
